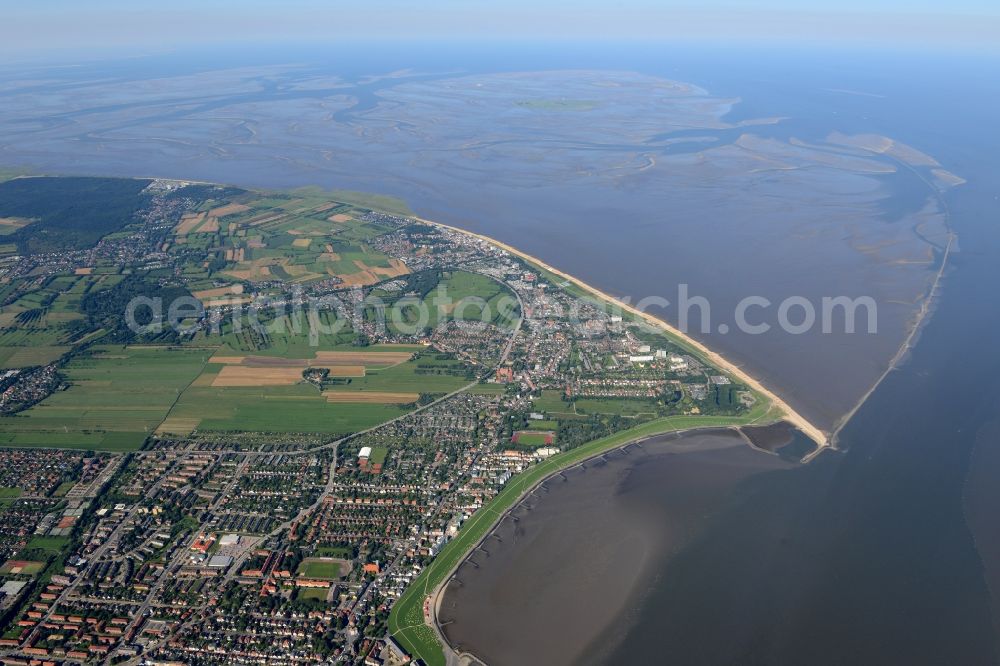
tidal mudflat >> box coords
[438,430,795,665]
[0,60,957,433]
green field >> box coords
[298,587,329,601]
[316,546,352,558]
[426,271,517,328]
[574,398,661,416]
[202,192,407,287]
[0,345,70,368]
[346,357,468,393]
[192,311,357,357]
[466,383,507,395]
[386,413,776,665]
[25,535,70,553]
[167,381,409,434]
[297,558,341,580]
[0,487,21,498]
[0,345,210,450]
[162,351,464,434]
[532,390,573,414]
[52,481,75,497]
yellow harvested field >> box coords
[175,212,206,235]
[225,260,273,281]
[74,267,94,275]
[326,365,366,377]
[372,258,410,277]
[313,351,413,366]
[323,391,419,404]
[207,203,250,218]
[193,284,244,301]
[156,417,202,435]
[211,366,305,387]
[336,259,410,287]
[209,355,246,364]
[314,202,338,212]
[317,252,341,262]
[292,238,312,248]
[197,216,220,233]
[329,213,353,223]
[204,296,250,308]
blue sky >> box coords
[3,0,998,53]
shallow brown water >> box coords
[439,430,793,665]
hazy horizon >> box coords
[4,0,999,56]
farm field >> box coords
[0,272,124,364]
[188,193,412,286]
[323,391,419,404]
[466,383,508,395]
[188,310,433,360]
[162,349,465,434]
[0,345,70,368]
[165,380,409,434]
[0,345,210,450]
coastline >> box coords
[436,430,796,666]
[829,232,955,446]
[387,418,778,665]
[413,216,830,451]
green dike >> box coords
[386,412,772,665]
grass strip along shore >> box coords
[386,214,823,664]
[386,412,775,665]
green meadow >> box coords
[0,345,209,450]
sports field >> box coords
[512,431,554,446]
[297,558,342,579]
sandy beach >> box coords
[415,216,830,451]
